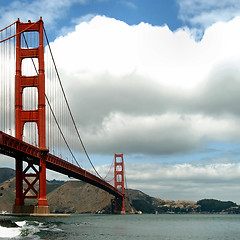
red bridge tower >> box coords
[13,18,49,214]
[114,153,126,214]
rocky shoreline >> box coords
[0,218,19,228]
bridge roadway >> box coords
[0,131,123,199]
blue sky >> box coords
[0,0,181,40]
[60,0,181,31]
[2,0,240,203]
[2,0,237,40]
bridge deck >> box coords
[0,131,123,198]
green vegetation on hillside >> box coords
[197,199,238,213]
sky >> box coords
[1,0,240,203]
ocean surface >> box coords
[0,213,240,239]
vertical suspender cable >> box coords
[43,27,102,179]
[21,30,81,167]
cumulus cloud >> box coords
[59,14,97,36]
[49,16,240,156]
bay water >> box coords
[0,214,240,239]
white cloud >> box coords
[72,14,97,25]
[177,0,240,29]
[53,16,240,90]
[59,14,97,36]
[48,16,240,156]
[79,113,240,155]
[124,161,240,203]
[0,156,15,169]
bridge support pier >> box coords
[38,150,48,208]
[115,197,125,214]
[14,158,24,206]
[12,151,50,215]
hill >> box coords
[0,168,15,184]
[47,181,113,213]
[126,189,200,214]
[197,199,239,213]
[0,177,15,212]
[47,181,135,213]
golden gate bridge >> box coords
[0,18,126,215]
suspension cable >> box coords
[22,33,81,168]
[45,95,80,167]
[124,163,128,196]
[43,26,103,179]
[103,157,114,180]
[0,20,18,32]
[0,20,39,44]
[105,176,115,183]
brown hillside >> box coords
[47,181,114,213]
[0,178,15,212]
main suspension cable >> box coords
[43,26,103,179]
[103,157,114,180]
[0,20,17,32]
[0,20,39,44]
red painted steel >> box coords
[15,19,46,144]
[15,18,48,209]
[0,131,124,199]
[114,154,125,213]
